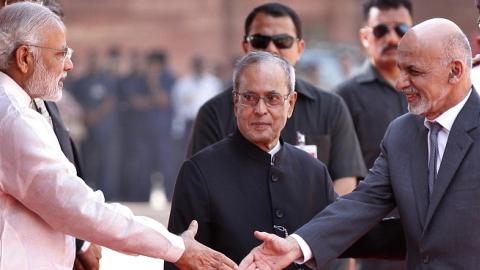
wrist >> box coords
[286,236,303,261]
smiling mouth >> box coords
[402,89,420,103]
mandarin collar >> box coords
[230,129,285,165]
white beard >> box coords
[25,59,63,101]
[408,97,431,115]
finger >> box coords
[245,262,257,270]
[94,245,103,259]
[220,255,238,269]
[221,262,239,270]
[184,220,198,238]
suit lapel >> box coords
[424,90,480,229]
[410,118,429,229]
[44,101,75,163]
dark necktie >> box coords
[428,122,442,195]
[32,98,53,127]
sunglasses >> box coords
[371,23,410,39]
[245,34,297,49]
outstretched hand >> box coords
[175,220,238,270]
[239,231,302,270]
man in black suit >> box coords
[240,18,479,270]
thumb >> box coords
[254,230,272,242]
[183,220,198,239]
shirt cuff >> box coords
[79,241,91,254]
[163,233,186,263]
[290,234,313,264]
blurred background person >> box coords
[118,49,150,202]
[71,48,122,201]
[172,55,222,154]
[335,1,413,269]
[120,50,178,202]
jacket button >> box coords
[271,175,279,182]
[275,209,284,218]
[422,255,429,264]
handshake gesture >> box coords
[238,231,303,270]
[175,224,304,270]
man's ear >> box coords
[293,39,305,63]
[448,59,464,84]
[359,27,371,50]
[242,38,250,54]
[15,45,33,74]
[287,91,297,118]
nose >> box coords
[385,27,401,44]
[253,97,268,114]
[264,40,280,55]
[395,71,409,91]
[64,57,73,72]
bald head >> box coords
[400,18,471,71]
[396,18,472,120]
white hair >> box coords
[0,2,64,71]
[232,51,296,93]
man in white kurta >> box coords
[0,3,236,270]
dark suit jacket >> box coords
[297,89,480,269]
[45,101,85,252]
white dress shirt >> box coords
[171,72,222,136]
[424,89,471,173]
[0,72,184,270]
[292,89,472,265]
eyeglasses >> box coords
[233,91,291,107]
[26,44,73,61]
[371,23,410,39]
[245,34,298,49]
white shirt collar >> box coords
[0,71,32,108]
[268,141,281,164]
[424,88,472,131]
